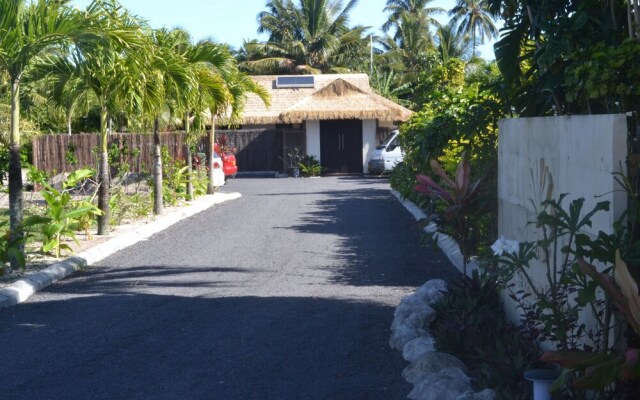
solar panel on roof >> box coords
[276,76,315,88]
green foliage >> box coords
[0,216,44,274]
[299,155,323,177]
[26,165,48,189]
[492,195,613,352]
[431,271,538,399]
[37,169,103,258]
[191,166,209,198]
[415,153,484,276]
[565,39,640,114]
[244,0,368,74]
[489,0,634,115]
[392,70,503,248]
[65,144,78,166]
[159,146,189,206]
[109,189,152,227]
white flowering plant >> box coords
[491,194,613,354]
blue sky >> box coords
[71,0,497,59]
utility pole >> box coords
[370,33,373,77]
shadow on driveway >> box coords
[276,184,454,288]
[0,293,409,400]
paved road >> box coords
[0,177,456,400]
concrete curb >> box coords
[0,192,241,309]
[390,189,479,277]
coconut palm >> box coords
[0,0,104,267]
[378,12,436,77]
[246,0,368,74]
[449,0,498,57]
[382,0,444,43]
[435,21,473,63]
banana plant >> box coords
[38,169,103,258]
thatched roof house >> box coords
[235,74,411,174]
[241,74,412,126]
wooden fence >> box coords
[32,129,306,174]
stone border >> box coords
[390,190,480,277]
[0,192,241,309]
[390,189,494,399]
[389,280,495,400]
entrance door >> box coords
[320,119,363,174]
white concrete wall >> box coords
[306,120,321,161]
[362,119,377,173]
[498,114,627,324]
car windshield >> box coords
[381,131,398,147]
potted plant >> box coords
[280,147,303,177]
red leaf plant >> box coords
[414,152,483,278]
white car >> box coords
[368,130,403,174]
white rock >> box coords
[402,336,436,362]
[392,304,436,331]
[455,389,496,400]
[403,352,469,384]
[389,324,419,351]
[414,279,448,305]
[408,367,472,400]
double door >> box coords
[320,119,363,174]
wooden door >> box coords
[320,119,363,174]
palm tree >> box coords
[144,28,195,215]
[205,70,269,194]
[28,51,96,135]
[449,0,498,57]
[246,0,368,74]
[76,0,150,234]
[435,21,473,63]
[383,0,444,43]
[378,12,436,77]
[171,37,236,199]
[0,0,101,267]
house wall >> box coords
[306,120,321,161]
[498,115,627,326]
[362,119,377,173]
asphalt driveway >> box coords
[0,176,456,400]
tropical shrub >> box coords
[159,146,189,206]
[414,152,484,277]
[109,189,152,227]
[431,271,539,400]
[0,216,43,274]
[299,155,322,177]
[26,166,48,190]
[492,195,614,352]
[37,169,103,257]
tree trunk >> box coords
[207,114,216,194]
[153,116,164,215]
[97,104,110,235]
[185,112,194,199]
[67,113,72,136]
[8,78,24,270]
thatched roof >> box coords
[241,74,412,125]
